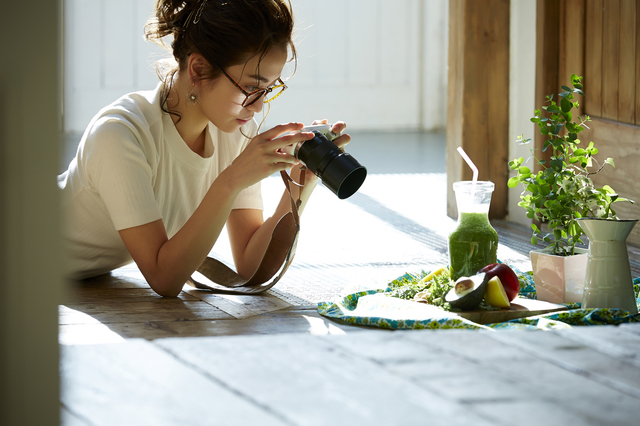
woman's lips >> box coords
[237,117,252,125]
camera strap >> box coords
[186,170,302,294]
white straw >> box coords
[457,147,478,182]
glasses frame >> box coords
[214,64,287,108]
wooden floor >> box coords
[59,136,640,425]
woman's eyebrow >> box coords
[246,74,279,85]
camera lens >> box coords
[296,130,367,199]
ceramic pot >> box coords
[529,248,588,304]
[577,218,638,313]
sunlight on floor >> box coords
[302,315,347,335]
[59,306,126,345]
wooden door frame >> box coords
[446,0,511,220]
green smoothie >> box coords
[448,212,499,281]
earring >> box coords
[186,84,200,105]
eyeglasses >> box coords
[214,64,287,108]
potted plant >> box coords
[507,74,634,303]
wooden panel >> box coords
[637,0,640,125]
[560,0,586,116]
[585,0,603,117]
[601,0,620,120]
[618,0,637,124]
[534,0,561,170]
[580,117,640,246]
[446,0,510,220]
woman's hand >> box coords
[327,120,351,151]
[222,122,314,192]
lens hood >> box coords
[296,130,367,199]
[321,153,367,199]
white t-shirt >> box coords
[58,83,262,279]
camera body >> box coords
[287,124,367,199]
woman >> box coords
[58,0,350,296]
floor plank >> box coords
[184,287,293,319]
[555,325,640,368]
[327,330,640,425]
[155,333,494,426]
[60,340,290,426]
[487,330,640,400]
[60,300,232,324]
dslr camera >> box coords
[285,124,367,199]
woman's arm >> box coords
[118,123,312,297]
[227,121,351,279]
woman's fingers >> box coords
[330,121,347,135]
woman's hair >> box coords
[144,0,297,119]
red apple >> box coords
[478,263,520,301]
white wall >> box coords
[64,0,166,133]
[64,0,449,134]
[421,0,449,132]
[508,0,537,227]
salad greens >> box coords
[387,269,454,310]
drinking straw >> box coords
[457,146,478,182]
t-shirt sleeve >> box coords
[233,180,263,210]
[83,117,162,231]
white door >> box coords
[262,0,422,130]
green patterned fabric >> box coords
[317,265,640,331]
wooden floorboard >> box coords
[61,329,640,426]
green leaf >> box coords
[561,97,573,113]
[604,157,615,167]
[507,176,520,188]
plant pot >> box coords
[577,218,638,313]
[529,247,588,304]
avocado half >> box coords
[445,272,489,311]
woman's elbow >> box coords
[146,275,184,297]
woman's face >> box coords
[198,47,289,133]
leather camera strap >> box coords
[186,170,303,294]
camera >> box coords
[288,124,367,199]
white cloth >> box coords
[58,83,262,279]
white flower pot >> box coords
[529,247,588,304]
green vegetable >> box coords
[387,268,454,310]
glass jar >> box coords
[448,181,499,281]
